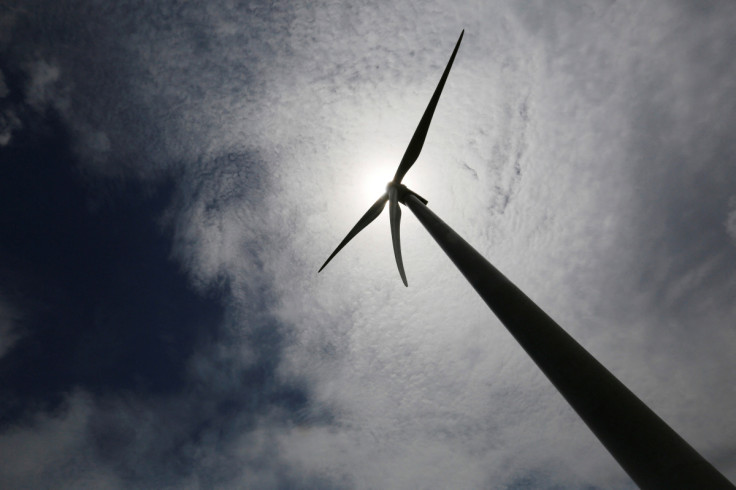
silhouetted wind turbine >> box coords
[318,31,734,489]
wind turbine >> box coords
[318,31,734,489]
[318,31,463,287]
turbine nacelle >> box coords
[386,182,428,206]
[318,30,464,286]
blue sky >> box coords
[1,0,736,488]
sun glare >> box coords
[359,162,394,202]
[354,154,437,205]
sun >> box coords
[359,161,395,202]
[353,153,436,206]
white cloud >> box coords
[253,1,736,486]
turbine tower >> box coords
[318,31,734,489]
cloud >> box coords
[260,1,736,486]
[0,69,23,146]
[0,392,123,489]
[24,60,64,109]
[1,0,735,488]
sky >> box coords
[1,0,736,488]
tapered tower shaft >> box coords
[404,194,734,489]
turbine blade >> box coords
[318,193,389,273]
[393,29,464,184]
[389,186,408,287]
